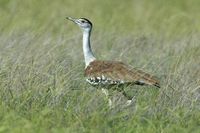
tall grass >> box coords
[0,0,200,132]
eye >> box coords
[81,20,85,23]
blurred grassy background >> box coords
[1,0,200,36]
[0,0,200,133]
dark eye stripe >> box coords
[80,18,93,26]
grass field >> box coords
[0,0,200,132]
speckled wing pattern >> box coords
[84,60,160,88]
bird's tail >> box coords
[135,70,161,88]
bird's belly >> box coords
[86,76,124,86]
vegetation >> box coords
[0,0,199,132]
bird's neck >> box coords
[82,30,96,67]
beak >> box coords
[66,17,78,24]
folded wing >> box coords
[84,60,160,88]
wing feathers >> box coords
[85,60,160,87]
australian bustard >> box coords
[66,17,160,107]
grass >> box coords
[0,0,200,132]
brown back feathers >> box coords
[84,60,160,88]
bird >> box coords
[66,17,160,107]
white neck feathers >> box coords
[82,29,96,67]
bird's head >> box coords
[66,17,92,32]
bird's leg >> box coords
[125,96,136,106]
[122,90,135,106]
[101,88,112,108]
